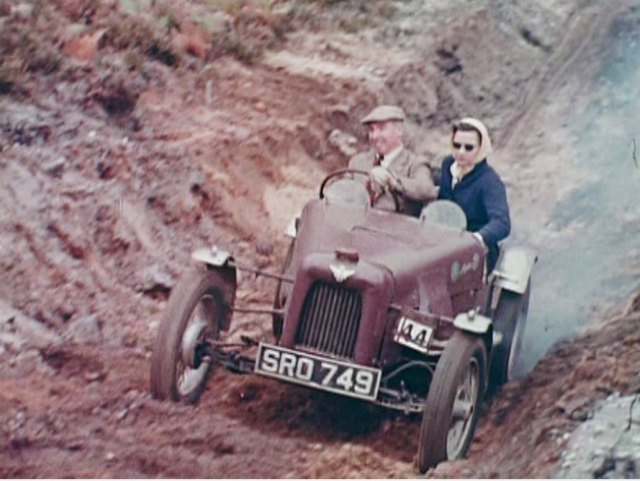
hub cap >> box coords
[176,294,215,396]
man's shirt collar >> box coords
[380,145,403,168]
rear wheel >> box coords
[417,332,487,473]
[150,267,234,404]
[489,284,530,386]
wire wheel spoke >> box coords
[452,398,473,421]
[447,359,479,457]
[177,359,209,396]
[176,294,215,396]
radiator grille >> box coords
[295,281,362,359]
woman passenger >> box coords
[437,118,510,273]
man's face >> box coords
[367,120,403,156]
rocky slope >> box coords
[1,0,639,477]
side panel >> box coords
[418,269,453,316]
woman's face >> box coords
[451,130,481,169]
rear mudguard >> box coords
[492,245,537,294]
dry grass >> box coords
[101,13,179,66]
[207,1,294,63]
[0,0,386,99]
[0,13,64,96]
[0,0,11,16]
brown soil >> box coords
[1,0,639,477]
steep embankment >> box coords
[1,0,639,477]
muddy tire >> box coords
[489,284,530,386]
[417,332,487,473]
[150,267,233,404]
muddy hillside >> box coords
[1,0,640,478]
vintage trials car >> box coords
[149,170,537,472]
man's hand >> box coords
[370,166,399,192]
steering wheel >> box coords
[318,168,401,212]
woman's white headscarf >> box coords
[450,117,493,182]
[458,117,492,164]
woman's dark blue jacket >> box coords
[438,155,510,271]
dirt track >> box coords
[1,0,640,477]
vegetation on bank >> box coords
[0,0,403,97]
[0,0,287,88]
[0,0,405,124]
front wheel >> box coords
[150,267,234,404]
[417,332,487,473]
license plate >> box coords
[394,316,434,353]
[255,344,381,401]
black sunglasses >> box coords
[452,142,476,152]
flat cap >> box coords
[361,105,406,124]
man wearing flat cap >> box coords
[349,105,436,216]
